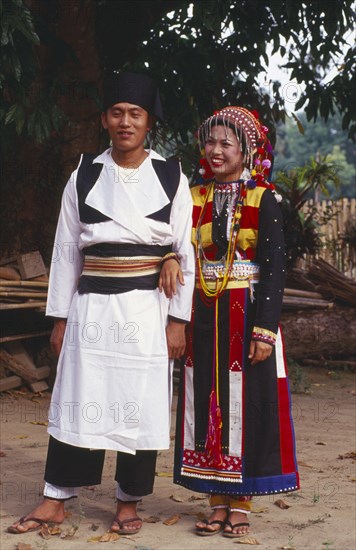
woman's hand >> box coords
[166,320,186,359]
[248,340,273,365]
[50,318,67,357]
[158,258,185,299]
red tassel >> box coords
[205,389,223,467]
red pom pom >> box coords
[200,187,207,195]
[251,110,260,119]
[199,158,214,180]
[257,147,265,155]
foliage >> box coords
[275,156,341,267]
[117,0,356,144]
[2,0,355,148]
[274,111,355,197]
[0,0,101,146]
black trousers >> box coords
[44,436,157,497]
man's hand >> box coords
[248,340,273,366]
[50,319,67,358]
[159,259,185,299]
[166,320,186,360]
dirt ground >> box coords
[0,366,355,550]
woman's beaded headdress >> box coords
[197,106,273,180]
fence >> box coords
[303,198,356,279]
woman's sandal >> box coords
[7,516,50,534]
[196,518,226,536]
[111,516,142,535]
[223,521,250,538]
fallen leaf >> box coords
[39,524,51,539]
[274,499,291,509]
[64,511,72,518]
[298,460,313,468]
[60,525,78,539]
[338,451,356,460]
[144,515,161,523]
[98,532,120,542]
[169,493,183,502]
[87,535,102,542]
[234,536,261,544]
[155,472,173,477]
[188,494,207,501]
[14,435,28,439]
[163,514,180,525]
[251,507,269,513]
[90,523,100,531]
[316,441,327,446]
[17,544,32,550]
[29,421,48,426]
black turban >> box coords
[103,71,164,121]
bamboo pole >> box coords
[283,288,324,299]
[0,301,47,310]
[0,291,48,298]
[0,279,48,287]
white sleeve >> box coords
[168,172,195,322]
[46,167,83,318]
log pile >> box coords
[281,259,356,360]
[285,258,356,307]
[0,252,52,393]
[0,251,48,311]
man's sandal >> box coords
[196,518,226,536]
[7,516,50,534]
[111,516,142,535]
[223,521,250,538]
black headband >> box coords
[103,71,164,121]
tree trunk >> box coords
[280,305,356,359]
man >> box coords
[8,71,194,535]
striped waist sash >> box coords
[78,243,172,295]
[82,255,162,278]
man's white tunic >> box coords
[46,149,194,453]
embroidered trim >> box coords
[251,326,277,346]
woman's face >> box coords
[205,125,244,182]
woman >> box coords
[169,106,299,537]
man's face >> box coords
[101,102,152,154]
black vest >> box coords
[76,153,181,224]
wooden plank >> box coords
[0,375,22,392]
[17,251,47,280]
[35,366,51,380]
[0,256,18,267]
[0,330,51,344]
[29,380,49,392]
[1,343,40,382]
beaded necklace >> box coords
[195,179,245,300]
